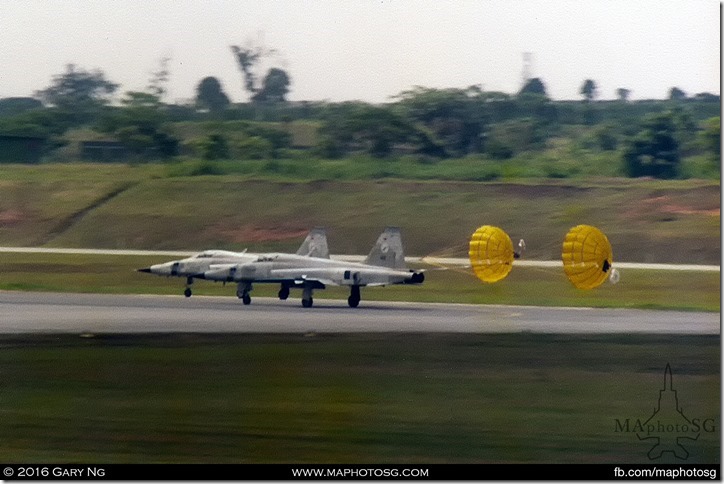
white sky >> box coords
[0,0,720,104]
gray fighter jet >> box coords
[137,228,329,298]
[203,227,425,308]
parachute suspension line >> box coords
[420,240,474,277]
[420,251,476,277]
[421,242,470,262]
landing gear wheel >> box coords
[348,285,361,308]
[278,287,290,300]
[242,294,251,305]
[302,298,313,308]
[184,288,192,298]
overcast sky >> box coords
[1,0,719,104]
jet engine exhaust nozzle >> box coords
[405,272,425,284]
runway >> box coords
[0,246,719,272]
[0,291,718,334]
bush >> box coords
[235,136,274,159]
[485,138,514,159]
[622,112,680,179]
[200,134,230,160]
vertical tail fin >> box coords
[296,228,329,259]
[364,227,405,269]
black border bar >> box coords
[1,464,720,481]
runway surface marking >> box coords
[0,291,718,335]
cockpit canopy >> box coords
[193,250,246,259]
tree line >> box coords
[0,53,719,179]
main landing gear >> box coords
[279,283,315,308]
[184,277,194,298]
[301,285,314,308]
[348,285,361,308]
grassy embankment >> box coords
[0,163,719,260]
[0,333,718,464]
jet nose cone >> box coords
[137,267,153,273]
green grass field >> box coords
[0,333,718,464]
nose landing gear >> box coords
[184,277,194,297]
[237,282,253,305]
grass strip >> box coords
[0,333,718,464]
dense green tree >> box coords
[393,86,486,157]
[230,44,265,98]
[0,97,43,118]
[35,64,118,111]
[252,68,291,103]
[479,91,517,122]
[200,134,230,160]
[486,118,547,156]
[147,56,172,101]
[242,122,292,153]
[668,87,686,101]
[230,42,290,104]
[616,88,631,102]
[195,77,231,112]
[580,79,598,102]
[593,123,618,151]
[236,135,274,159]
[699,116,720,159]
[670,106,698,151]
[121,91,161,108]
[622,112,680,179]
[518,78,548,97]
[579,79,599,124]
[516,79,556,130]
[319,102,418,158]
[693,92,719,102]
[515,92,558,126]
[95,91,179,158]
[0,108,70,138]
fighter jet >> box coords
[203,227,425,308]
[137,228,329,298]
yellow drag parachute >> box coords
[468,225,515,283]
[561,225,614,289]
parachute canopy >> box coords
[469,225,515,283]
[561,225,613,290]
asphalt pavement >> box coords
[0,291,718,335]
